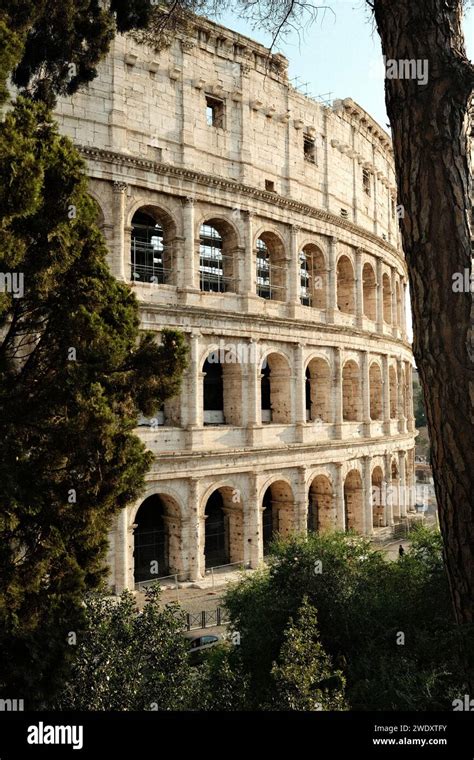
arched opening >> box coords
[203,350,243,426]
[204,486,244,568]
[369,362,383,420]
[389,366,398,419]
[133,494,181,583]
[131,207,175,284]
[362,262,377,320]
[306,357,331,422]
[371,466,385,528]
[344,470,363,532]
[256,232,286,301]
[396,281,402,327]
[260,353,292,424]
[382,273,392,323]
[342,360,362,421]
[203,357,224,424]
[199,219,237,293]
[337,255,355,314]
[299,244,326,308]
[262,480,295,553]
[308,475,334,533]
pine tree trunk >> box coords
[371,0,474,630]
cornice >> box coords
[77,144,406,268]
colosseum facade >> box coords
[55,16,416,592]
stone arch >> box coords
[299,243,327,309]
[260,352,292,424]
[369,361,383,420]
[362,262,377,320]
[130,204,178,285]
[308,474,335,533]
[382,272,392,323]
[133,493,182,583]
[198,216,240,293]
[343,469,363,532]
[389,365,398,419]
[203,485,244,568]
[371,465,385,528]
[261,478,295,552]
[202,349,243,426]
[342,359,362,421]
[305,356,331,422]
[337,254,355,314]
[255,230,287,301]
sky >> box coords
[214,1,474,130]
[211,1,474,342]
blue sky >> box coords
[215,0,474,132]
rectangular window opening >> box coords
[363,168,372,196]
[205,95,225,128]
[304,133,316,163]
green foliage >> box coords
[193,643,250,711]
[55,587,195,710]
[0,98,188,706]
[224,530,465,710]
[271,598,347,711]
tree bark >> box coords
[371,1,474,635]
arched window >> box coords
[362,263,377,320]
[203,358,224,424]
[306,358,331,422]
[260,354,292,424]
[369,363,383,420]
[131,209,173,284]
[262,481,295,553]
[204,491,229,568]
[134,495,168,582]
[299,245,326,308]
[199,219,237,293]
[308,475,334,533]
[342,360,362,421]
[372,466,384,528]
[256,233,286,301]
[344,470,363,532]
[337,255,355,314]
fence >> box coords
[135,573,180,595]
[204,561,251,588]
[184,607,229,631]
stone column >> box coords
[289,224,301,305]
[334,346,343,438]
[295,466,308,534]
[114,507,131,592]
[242,210,256,296]
[362,455,374,536]
[186,332,202,428]
[334,463,345,530]
[244,471,263,568]
[397,357,407,433]
[187,477,203,581]
[327,236,338,323]
[406,361,415,431]
[384,451,394,527]
[376,257,384,333]
[361,350,371,435]
[112,181,127,281]
[295,343,306,439]
[182,197,197,291]
[391,268,398,337]
[402,280,408,337]
[382,354,391,434]
[355,248,364,328]
[399,451,407,518]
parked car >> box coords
[186,633,221,653]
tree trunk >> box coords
[371,0,474,634]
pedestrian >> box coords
[399,544,405,557]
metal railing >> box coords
[135,573,180,595]
[204,561,251,588]
[184,607,229,631]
